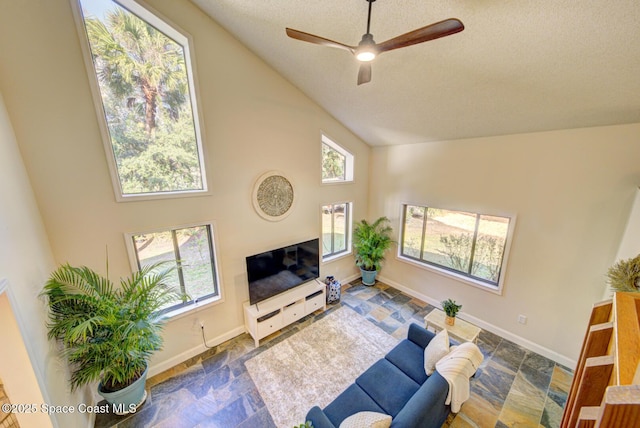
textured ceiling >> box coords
[190,0,640,146]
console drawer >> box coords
[283,300,305,324]
[256,311,283,338]
[305,291,325,314]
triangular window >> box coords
[322,135,354,183]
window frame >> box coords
[321,134,354,184]
[321,202,353,261]
[70,0,210,202]
[124,221,223,319]
[397,204,516,294]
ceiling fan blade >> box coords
[357,63,372,85]
[286,28,355,53]
[376,18,464,53]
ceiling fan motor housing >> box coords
[356,33,377,61]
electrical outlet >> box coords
[518,314,527,325]
[200,321,205,328]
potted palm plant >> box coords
[353,216,394,286]
[41,262,179,414]
[441,299,462,326]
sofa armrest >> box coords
[407,322,436,350]
[306,406,336,428]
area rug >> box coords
[245,306,399,427]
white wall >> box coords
[613,188,640,261]
[0,93,90,427]
[0,0,369,381]
[370,124,640,365]
[602,187,640,299]
[0,289,51,428]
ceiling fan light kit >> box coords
[355,33,377,62]
[285,0,464,85]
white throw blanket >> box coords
[435,342,484,413]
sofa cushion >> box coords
[339,411,392,428]
[323,384,386,427]
[385,339,427,385]
[356,359,420,417]
[423,329,450,376]
[391,371,450,428]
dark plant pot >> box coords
[360,268,377,286]
[98,366,148,415]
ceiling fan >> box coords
[286,0,464,85]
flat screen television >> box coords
[246,238,320,306]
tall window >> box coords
[400,205,512,290]
[322,134,354,183]
[322,203,352,260]
[76,0,207,200]
[127,223,221,315]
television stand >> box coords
[243,279,326,347]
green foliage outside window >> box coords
[401,205,510,286]
[438,233,505,283]
[322,143,345,181]
[322,203,349,258]
[439,233,472,272]
[132,224,218,314]
[81,0,204,195]
[472,235,505,282]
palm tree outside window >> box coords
[76,0,207,199]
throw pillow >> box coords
[339,411,392,428]
[424,328,450,376]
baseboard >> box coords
[149,273,363,379]
[377,275,577,369]
[148,326,246,377]
[339,272,361,286]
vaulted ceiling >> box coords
[190,0,640,146]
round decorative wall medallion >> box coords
[252,171,295,221]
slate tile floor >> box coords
[95,281,573,428]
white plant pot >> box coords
[98,367,148,415]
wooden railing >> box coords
[560,292,640,428]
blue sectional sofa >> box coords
[306,323,451,428]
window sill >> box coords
[396,255,503,295]
[161,295,223,322]
[321,180,354,185]
[116,188,211,203]
[322,251,353,264]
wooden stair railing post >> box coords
[561,300,613,428]
[561,293,640,428]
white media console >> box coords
[243,279,326,347]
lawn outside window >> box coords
[73,0,208,201]
[322,202,352,261]
[399,204,514,293]
[125,222,222,318]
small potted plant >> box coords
[41,261,180,414]
[353,216,394,286]
[441,299,462,326]
[606,254,640,293]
